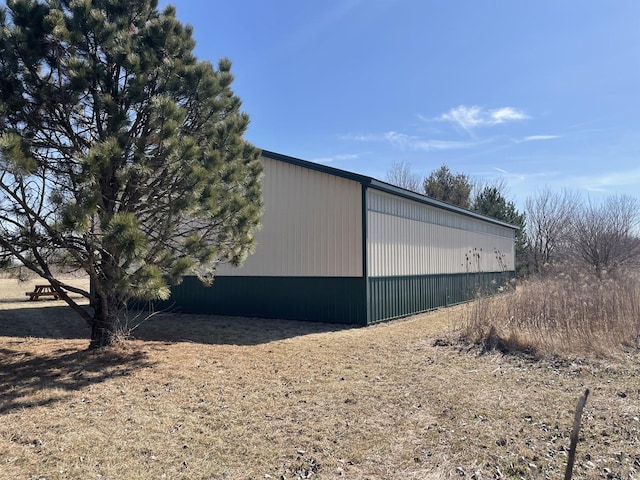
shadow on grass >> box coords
[0,346,156,414]
[0,305,91,340]
[128,311,358,346]
[0,304,357,346]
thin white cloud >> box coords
[334,153,360,161]
[488,166,527,183]
[340,133,381,142]
[438,105,484,131]
[437,105,530,132]
[343,131,484,151]
[476,167,564,203]
[383,131,414,148]
[490,107,529,124]
[521,135,561,142]
[412,138,484,151]
[311,152,361,164]
[574,168,640,190]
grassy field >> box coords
[1,278,639,479]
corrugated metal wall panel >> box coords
[157,275,368,325]
[367,189,515,277]
[216,155,363,277]
[368,189,514,237]
[368,272,514,323]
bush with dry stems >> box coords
[458,266,640,359]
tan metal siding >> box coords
[217,155,363,277]
[367,189,515,277]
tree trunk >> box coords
[89,295,120,349]
[89,317,119,349]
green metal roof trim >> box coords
[261,149,518,231]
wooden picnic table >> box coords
[25,284,63,301]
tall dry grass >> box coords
[458,267,640,359]
[2,279,640,478]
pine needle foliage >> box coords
[423,164,472,209]
[472,186,527,269]
[0,0,263,348]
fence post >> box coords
[564,388,590,480]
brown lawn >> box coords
[0,278,638,479]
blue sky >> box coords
[168,1,640,207]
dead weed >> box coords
[0,279,639,479]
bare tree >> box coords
[385,160,421,193]
[525,188,580,274]
[569,195,640,276]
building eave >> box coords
[261,149,519,231]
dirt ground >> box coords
[0,278,639,479]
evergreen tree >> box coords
[423,165,472,209]
[0,0,262,348]
[472,186,527,270]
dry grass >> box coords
[458,270,640,359]
[1,278,639,479]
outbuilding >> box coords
[163,150,517,325]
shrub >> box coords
[457,267,640,359]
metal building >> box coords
[164,150,517,325]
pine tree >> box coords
[423,165,472,209]
[0,0,262,348]
[472,186,527,270]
